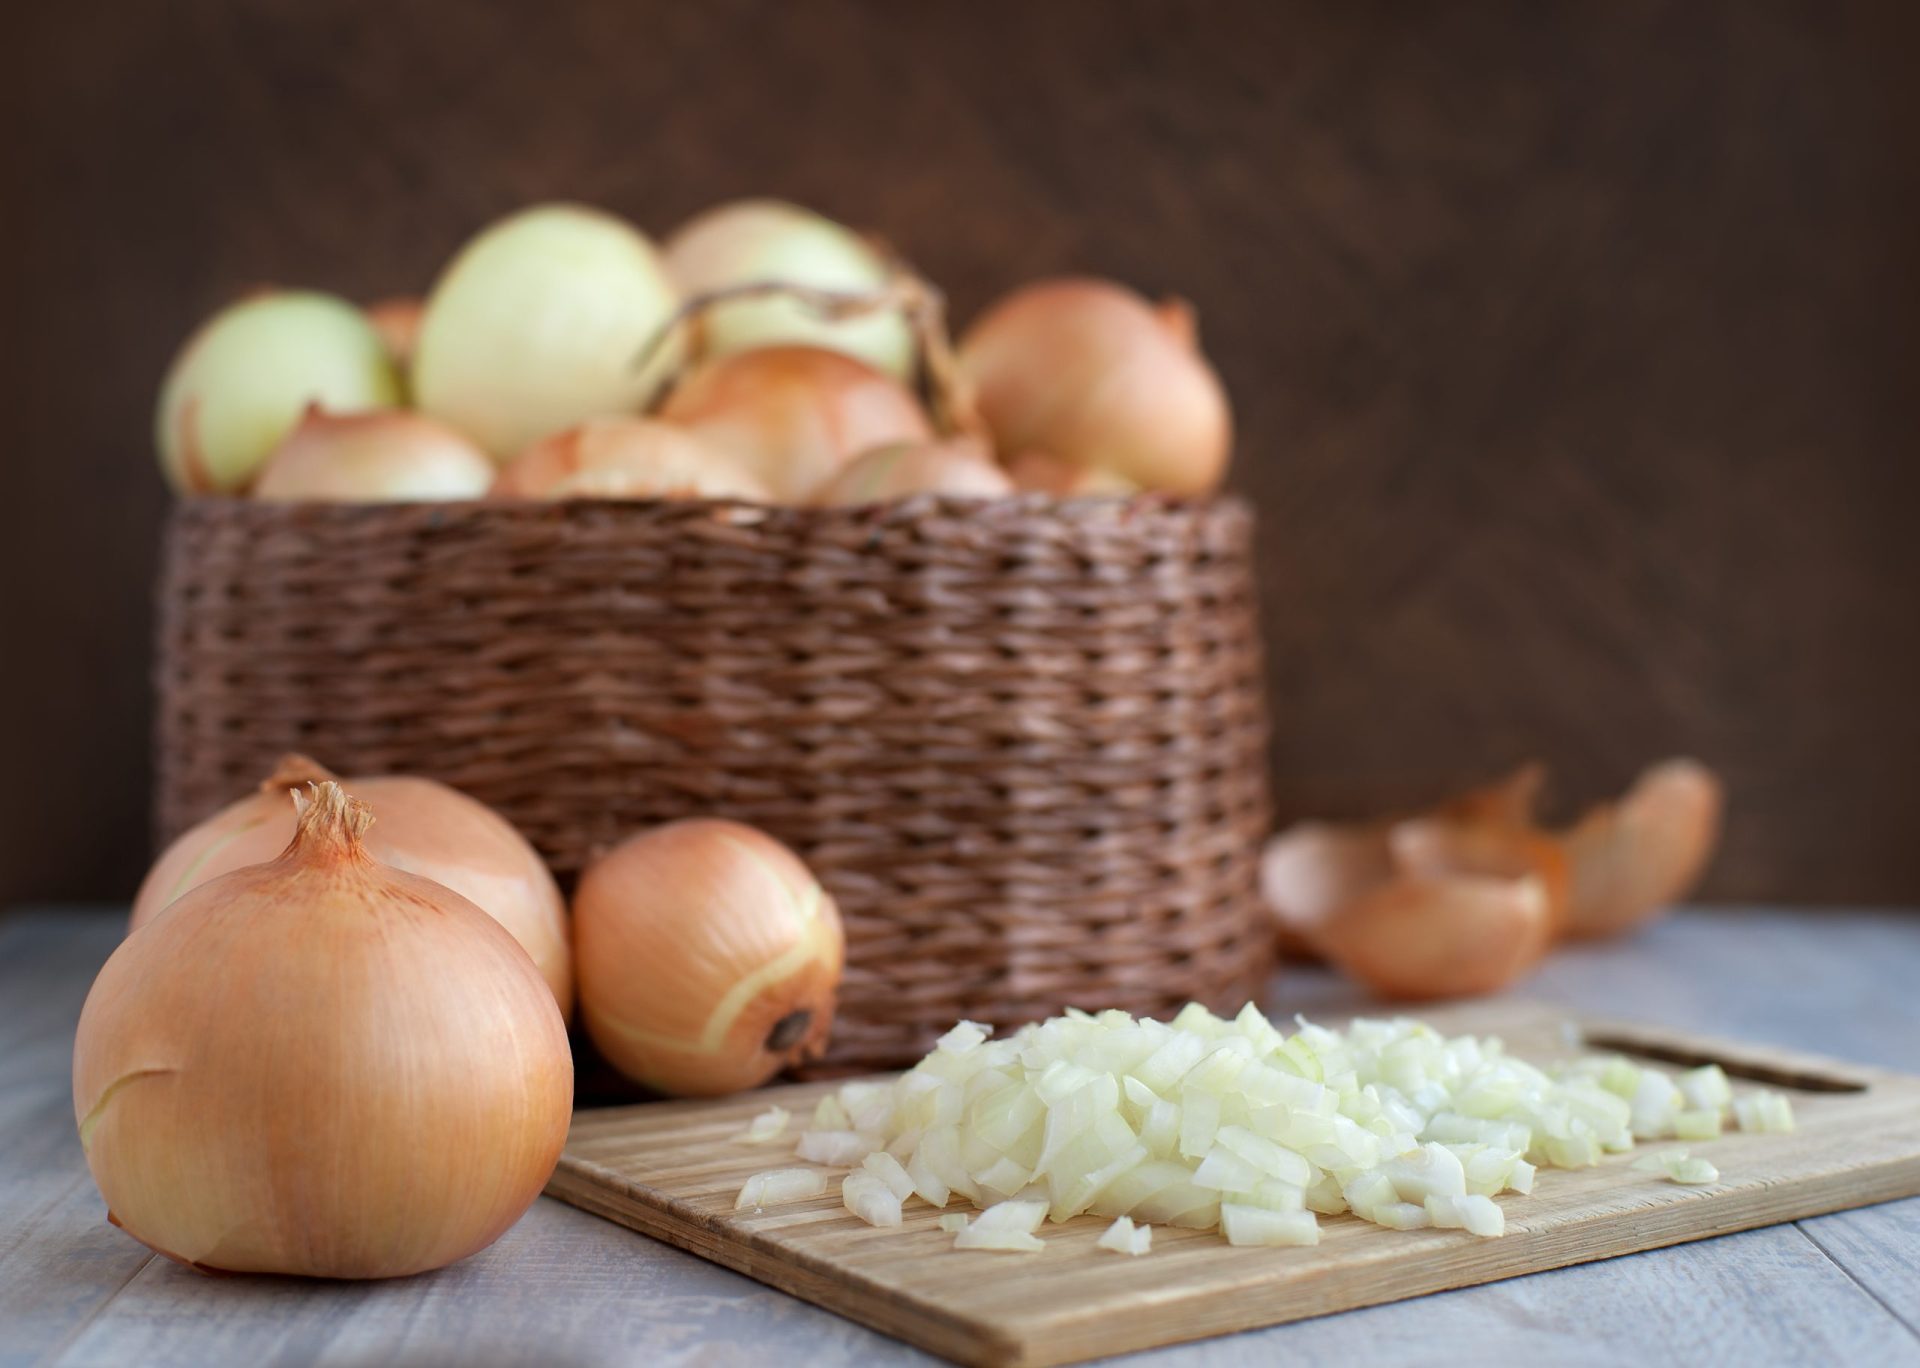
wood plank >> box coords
[1799,1200,1920,1338]
[547,1006,1920,1366]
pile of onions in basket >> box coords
[152,199,1234,506]
[1261,758,1725,1000]
[77,782,574,1277]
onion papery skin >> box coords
[1315,873,1555,1000]
[76,783,573,1278]
[252,407,496,503]
[366,297,424,376]
[130,756,572,1016]
[657,345,932,502]
[156,291,402,494]
[1564,758,1723,938]
[490,417,769,502]
[573,819,845,1097]
[664,198,914,378]
[958,278,1232,496]
[413,203,681,460]
[810,437,1013,506]
[1005,450,1141,498]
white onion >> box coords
[735,1168,827,1209]
[953,1200,1046,1252]
[1096,1215,1153,1255]
[938,1213,970,1233]
[842,1171,902,1227]
[1221,1204,1319,1247]
[737,1106,791,1144]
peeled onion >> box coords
[490,417,769,502]
[959,279,1232,495]
[1563,758,1723,938]
[252,407,495,502]
[130,755,572,1014]
[657,345,932,501]
[413,203,681,459]
[76,782,572,1277]
[810,436,1013,506]
[156,290,401,493]
[573,818,844,1097]
[664,199,914,378]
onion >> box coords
[366,296,424,372]
[1259,821,1395,947]
[156,291,401,493]
[1389,814,1572,936]
[413,203,681,459]
[1005,450,1140,498]
[130,754,571,1014]
[1563,758,1723,938]
[657,345,933,501]
[809,436,1013,506]
[489,417,769,501]
[1314,873,1555,1000]
[572,818,845,1096]
[735,1168,828,1209]
[74,782,572,1277]
[664,199,914,378]
[958,279,1231,495]
[252,407,495,502]
[1096,1215,1152,1255]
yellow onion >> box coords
[573,818,844,1097]
[810,436,1013,506]
[657,345,932,501]
[1314,872,1555,1001]
[130,755,571,1014]
[76,782,573,1278]
[1563,758,1723,938]
[366,296,424,372]
[413,203,681,459]
[490,417,769,502]
[156,290,402,493]
[959,279,1232,495]
[252,407,495,503]
[664,198,914,377]
[1005,450,1141,497]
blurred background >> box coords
[3,0,1917,909]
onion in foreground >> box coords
[130,755,572,1014]
[574,818,845,1096]
[76,782,573,1277]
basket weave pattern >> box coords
[155,495,1272,1070]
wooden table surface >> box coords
[4,906,1917,1367]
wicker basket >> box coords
[153,494,1273,1071]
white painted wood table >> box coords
[3,906,1916,1367]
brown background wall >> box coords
[3,0,1917,906]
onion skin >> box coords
[156,291,401,493]
[663,199,914,378]
[490,417,769,502]
[958,279,1232,496]
[658,345,932,502]
[1390,813,1572,936]
[252,407,496,503]
[76,783,572,1278]
[1259,821,1395,952]
[1563,758,1723,938]
[574,818,845,1097]
[810,437,1013,506]
[366,296,424,371]
[1005,450,1141,498]
[414,203,681,460]
[130,755,571,1015]
[1314,873,1555,1000]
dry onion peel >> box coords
[76,782,572,1278]
[130,754,572,1014]
[1313,873,1556,1000]
[760,1003,1792,1256]
[253,406,496,503]
[809,436,1012,506]
[573,819,845,1097]
[1563,758,1724,938]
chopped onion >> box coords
[1096,1215,1153,1256]
[938,1213,970,1233]
[798,1130,880,1166]
[1674,1108,1723,1141]
[1425,1194,1506,1236]
[862,1152,916,1201]
[953,1200,1046,1252]
[737,1106,791,1144]
[843,1171,903,1227]
[1733,1090,1796,1133]
[1631,1149,1720,1185]
[735,1168,828,1210]
[1677,1064,1732,1111]
[1221,1205,1319,1247]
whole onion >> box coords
[958,279,1232,495]
[77,782,573,1277]
[1005,450,1141,497]
[491,417,769,502]
[156,291,401,493]
[810,436,1013,506]
[574,818,844,1097]
[131,755,572,1014]
[658,345,932,501]
[663,199,913,378]
[413,203,681,460]
[252,407,496,502]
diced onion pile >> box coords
[736,1004,1796,1252]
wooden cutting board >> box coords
[545,1003,1920,1366]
